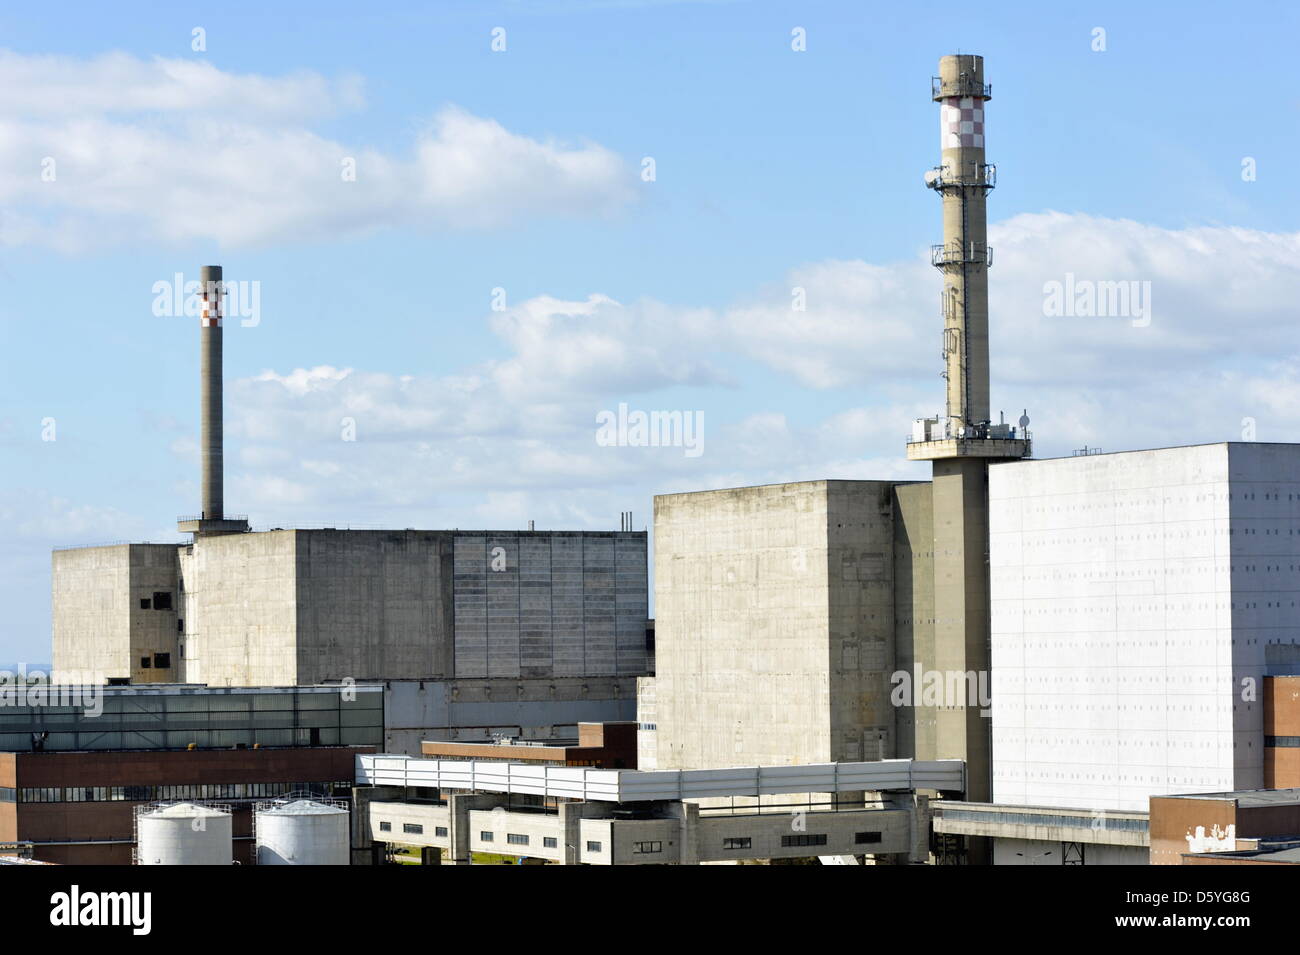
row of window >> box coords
[380,822,452,837]
[781,834,829,848]
[139,653,172,670]
[714,831,879,851]
[483,831,561,849]
[9,781,349,804]
[139,592,173,611]
[371,825,879,855]
[1266,736,1300,748]
[376,822,566,852]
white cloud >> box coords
[0,52,634,250]
[217,212,1300,525]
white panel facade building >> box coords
[990,442,1300,812]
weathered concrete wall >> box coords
[52,545,132,682]
[52,544,178,684]
[127,545,180,682]
[57,527,650,690]
[931,458,994,801]
[184,530,298,686]
[653,482,835,770]
[452,532,648,680]
[653,481,898,772]
[892,483,935,760]
[295,530,453,684]
[826,481,897,762]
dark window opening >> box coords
[507,833,529,846]
[152,592,173,610]
[153,653,171,669]
[543,837,557,848]
[402,823,423,834]
[177,619,184,633]
[379,821,391,832]
[139,657,151,669]
[855,831,882,845]
[781,834,828,848]
[139,598,151,610]
[722,837,752,850]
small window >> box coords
[152,592,173,610]
[153,653,171,669]
[506,833,529,846]
[543,837,558,848]
[139,657,151,669]
[633,840,662,854]
[585,840,602,852]
[854,831,882,845]
[480,831,494,843]
[780,834,828,848]
[139,598,151,610]
[435,826,448,837]
[722,837,752,850]
[177,619,184,633]
[379,821,392,832]
[402,823,423,835]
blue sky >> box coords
[2,0,1298,661]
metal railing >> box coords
[925,163,996,191]
[932,77,992,99]
[931,243,993,268]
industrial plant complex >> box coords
[6,53,1300,871]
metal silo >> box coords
[255,799,350,865]
[135,802,233,865]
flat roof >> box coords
[359,754,964,802]
[1191,845,1300,863]
[1158,788,1300,808]
[991,440,1300,468]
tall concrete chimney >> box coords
[908,54,1030,461]
[932,55,991,434]
[200,264,224,521]
[179,265,248,538]
[901,56,1030,836]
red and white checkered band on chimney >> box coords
[940,96,985,149]
[200,285,222,327]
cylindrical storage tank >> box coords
[255,799,350,865]
[136,803,232,865]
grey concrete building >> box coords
[651,480,897,771]
[55,529,649,691]
[52,543,182,684]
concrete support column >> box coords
[883,792,932,864]
[448,793,505,865]
[349,785,404,866]
[666,800,700,865]
[557,801,585,866]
